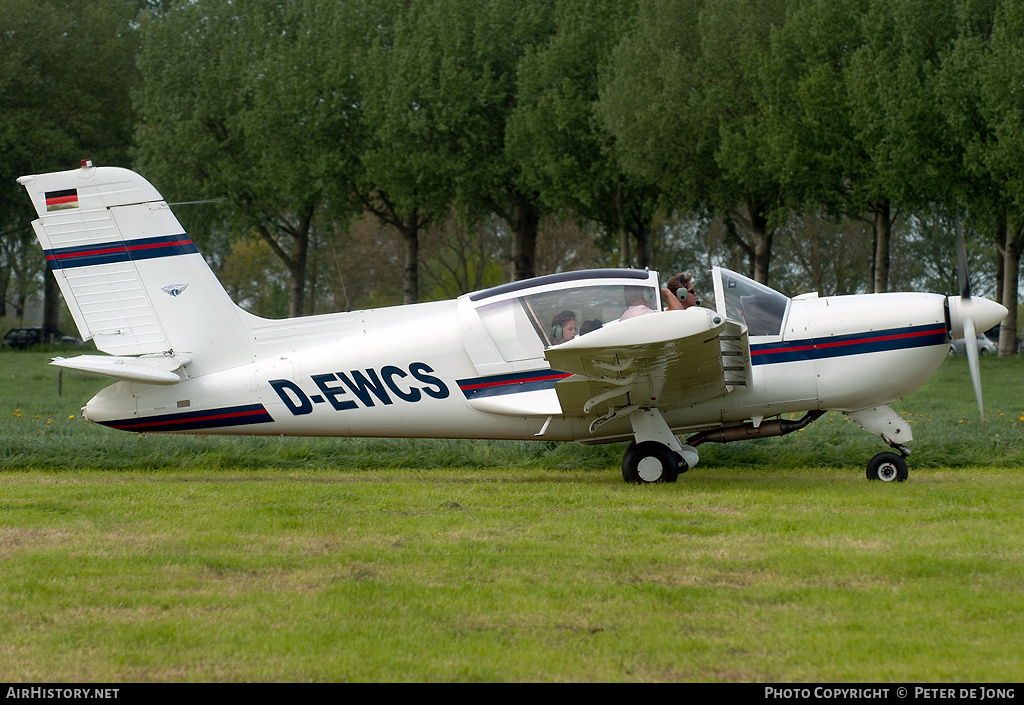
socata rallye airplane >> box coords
[18,162,1007,484]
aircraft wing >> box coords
[543,308,734,429]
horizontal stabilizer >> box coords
[50,354,191,385]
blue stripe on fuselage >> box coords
[99,404,274,433]
[751,324,948,365]
[457,370,573,400]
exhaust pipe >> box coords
[686,410,825,447]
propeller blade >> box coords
[963,314,985,427]
[951,211,1007,426]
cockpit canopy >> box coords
[458,269,662,374]
[457,266,791,375]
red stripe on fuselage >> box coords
[115,408,268,431]
[459,372,572,391]
[752,325,946,357]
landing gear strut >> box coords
[847,406,913,483]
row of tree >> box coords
[2,0,1023,353]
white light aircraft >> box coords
[17,163,1007,483]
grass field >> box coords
[2,350,1024,682]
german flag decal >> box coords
[45,188,79,211]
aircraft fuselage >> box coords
[82,289,952,445]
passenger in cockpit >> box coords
[550,310,577,345]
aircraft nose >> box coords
[947,295,1008,339]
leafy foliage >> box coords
[5,0,1024,328]
[0,0,140,318]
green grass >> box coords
[2,351,1024,681]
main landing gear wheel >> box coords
[866,451,909,482]
[622,441,684,484]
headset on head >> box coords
[551,310,577,341]
[669,272,699,306]
[624,286,655,305]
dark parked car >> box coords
[949,332,998,356]
[2,326,81,349]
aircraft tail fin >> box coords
[18,163,251,371]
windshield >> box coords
[713,267,790,336]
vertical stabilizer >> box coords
[18,164,251,373]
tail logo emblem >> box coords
[162,284,188,297]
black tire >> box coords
[866,451,909,482]
[622,441,682,484]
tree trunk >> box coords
[403,224,419,305]
[869,226,877,294]
[359,190,431,304]
[0,260,9,317]
[43,273,60,333]
[749,205,772,285]
[871,197,891,294]
[256,212,311,319]
[1000,218,1021,357]
[509,192,539,281]
[632,222,652,269]
[615,186,629,268]
[994,210,1006,306]
[723,216,753,279]
[288,233,307,319]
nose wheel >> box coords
[866,451,908,482]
